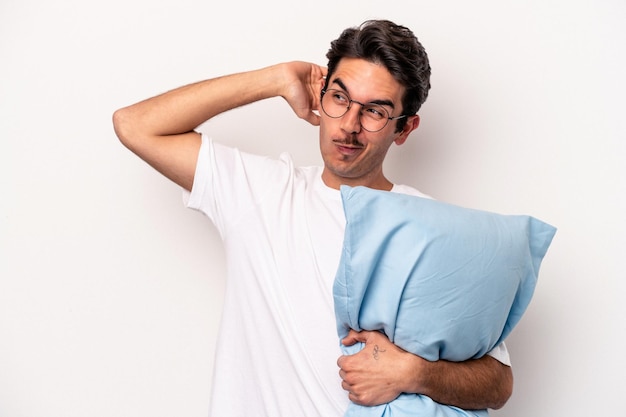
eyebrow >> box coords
[331,78,396,109]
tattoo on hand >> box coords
[373,344,386,360]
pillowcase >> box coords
[334,186,556,417]
[333,185,557,362]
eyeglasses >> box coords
[320,89,407,132]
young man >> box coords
[113,20,513,417]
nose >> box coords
[340,103,363,134]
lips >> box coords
[333,139,364,157]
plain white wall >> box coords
[1,0,624,416]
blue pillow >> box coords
[333,185,556,417]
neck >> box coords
[321,170,393,191]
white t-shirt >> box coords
[184,135,510,417]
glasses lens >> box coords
[361,104,389,132]
[321,89,390,132]
[321,90,349,118]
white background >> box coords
[1,1,624,416]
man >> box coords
[113,20,513,417]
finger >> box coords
[340,335,357,347]
[347,329,371,345]
[340,329,363,346]
[304,112,320,126]
[337,354,346,368]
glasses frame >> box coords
[320,88,407,132]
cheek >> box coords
[318,123,332,155]
[366,139,395,161]
[319,117,333,137]
[318,119,337,148]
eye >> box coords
[332,91,349,105]
[363,105,386,120]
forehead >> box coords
[329,58,405,103]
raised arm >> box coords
[112,62,326,190]
[337,329,513,410]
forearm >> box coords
[412,355,513,410]
[113,64,285,142]
[339,330,513,410]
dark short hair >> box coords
[325,20,431,131]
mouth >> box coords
[333,139,364,156]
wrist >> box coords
[401,350,429,395]
[273,61,303,99]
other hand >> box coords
[337,329,420,407]
[279,61,327,126]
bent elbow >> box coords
[112,107,135,149]
[490,366,514,410]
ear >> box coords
[394,115,420,146]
